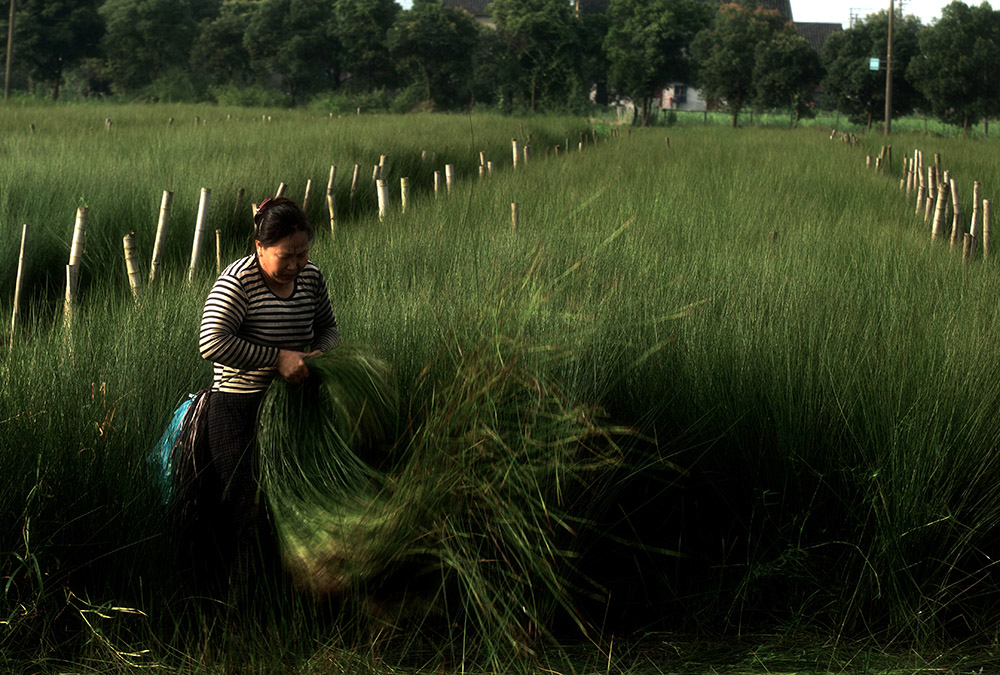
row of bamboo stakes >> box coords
[865,144,994,262]
[9,127,614,350]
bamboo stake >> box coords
[275,182,287,198]
[950,178,962,248]
[479,151,486,167]
[915,159,926,215]
[511,202,519,230]
[931,179,950,240]
[928,166,937,202]
[970,181,981,241]
[64,264,76,328]
[10,224,28,351]
[984,199,993,259]
[187,187,212,284]
[400,177,410,213]
[123,232,142,299]
[215,229,222,276]
[64,206,88,318]
[327,165,337,197]
[302,178,312,213]
[376,179,388,221]
[349,164,360,201]
[150,191,172,285]
[445,164,455,192]
[925,196,935,223]
[523,145,530,163]
[963,233,973,262]
[327,194,336,239]
[372,164,380,182]
[487,161,494,174]
[479,165,485,178]
[434,170,441,197]
[512,139,520,168]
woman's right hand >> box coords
[277,349,311,384]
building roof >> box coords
[756,0,792,21]
[794,22,843,55]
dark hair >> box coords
[253,197,313,247]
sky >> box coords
[790,0,989,26]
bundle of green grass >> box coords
[258,340,627,650]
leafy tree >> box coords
[691,2,801,128]
[1,0,103,99]
[579,10,610,106]
[603,0,713,125]
[907,1,1000,135]
[822,9,923,130]
[243,0,339,103]
[753,29,822,125]
[99,0,198,93]
[191,0,256,86]
[333,0,400,91]
[386,0,479,108]
[490,0,581,112]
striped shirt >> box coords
[199,254,339,393]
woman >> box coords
[197,196,339,567]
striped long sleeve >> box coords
[199,255,339,393]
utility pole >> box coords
[4,0,13,101]
[884,0,894,135]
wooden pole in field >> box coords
[150,190,172,285]
[983,200,993,259]
[445,164,454,192]
[434,170,441,197]
[327,165,337,235]
[511,202,519,230]
[302,179,312,213]
[275,182,287,198]
[349,164,360,201]
[187,187,212,284]
[9,223,28,351]
[487,161,494,175]
[123,232,142,299]
[376,179,388,221]
[215,229,222,276]
[963,233,973,263]
[512,139,520,168]
[970,181,981,243]
[934,153,941,179]
[928,166,937,202]
[400,177,410,213]
[64,265,75,328]
[479,151,486,167]
[950,178,962,249]
[64,206,88,318]
[931,179,949,240]
[327,194,336,239]
[327,165,337,198]
[915,156,926,215]
[523,145,531,164]
[372,164,380,182]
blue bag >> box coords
[152,395,195,505]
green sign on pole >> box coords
[870,57,880,71]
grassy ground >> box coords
[3,104,1000,671]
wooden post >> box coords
[445,164,455,193]
[963,233,974,263]
[123,232,142,299]
[479,151,486,167]
[187,187,211,284]
[376,179,388,221]
[928,166,937,202]
[511,202,519,230]
[970,181,982,241]
[512,139,520,168]
[931,179,949,240]
[349,164,360,201]
[372,164,381,182]
[302,178,312,213]
[934,153,941,180]
[9,224,28,351]
[215,229,222,276]
[487,161,494,175]
[950,178,962,248]
[275,182,287,198]
[523,145,530,164]
[983,200,993,259]
[421,150,427,163]
[327,194,336,239]
[434,170,441,197]
[64,206,88,317]
[915,158,926,215]
[400,177,410,213]
[150,190,172,284]
[327,165,337,198]
[379,154,388,177]
[479,165,485,178]
[925,196,935,223]
[64,264,76,327]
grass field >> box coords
[2,104,1000,672]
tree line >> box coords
[2,0,999,133]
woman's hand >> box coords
[277,349,313,385]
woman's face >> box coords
[256,231,310,287]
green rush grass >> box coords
[4,104,1000,671]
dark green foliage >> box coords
[822,9,924,129]
[907,0,1000,135]
[333,0,401,91]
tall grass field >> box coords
[2,104,1000,672]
